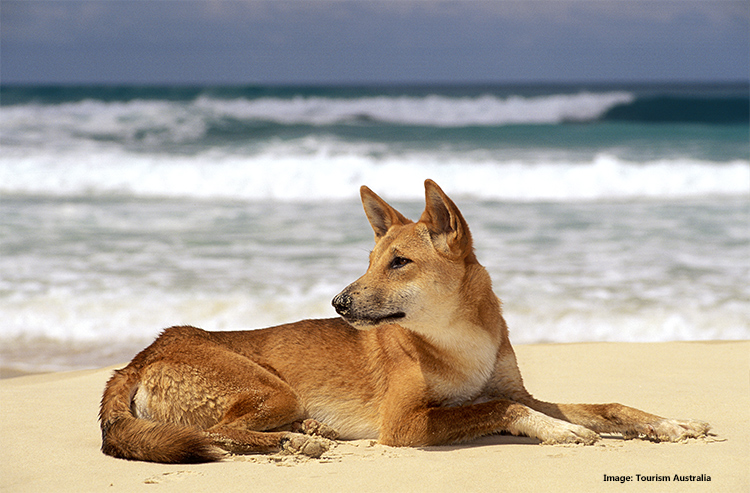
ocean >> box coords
[1,83,748,376]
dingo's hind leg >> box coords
[206,426,334,458]
[203,384,336,458]
[135,329,337,458]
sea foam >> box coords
[1,92,636,135]
[1,148,747,202]
[190,91,636,126]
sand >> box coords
[1,341,747,492]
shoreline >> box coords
[1,341,747,492]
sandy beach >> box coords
[1,340,747,492]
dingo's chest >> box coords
[422,328,499,407]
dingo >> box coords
[100,179,710,463]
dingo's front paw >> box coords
[627,419,711,442]
[280,434,335,458]
[539,421,600,445]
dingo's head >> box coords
[332,179,492,339]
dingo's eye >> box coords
[390,256,412,269]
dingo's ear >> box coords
[360,186,412,241]
[420,179,474,259]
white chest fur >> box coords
[422,325,498,407]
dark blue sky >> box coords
[2,0,748,85]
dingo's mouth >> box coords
[346,312,406,326]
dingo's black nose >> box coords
[332,292,352,316]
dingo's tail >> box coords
[99,367,222,463]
